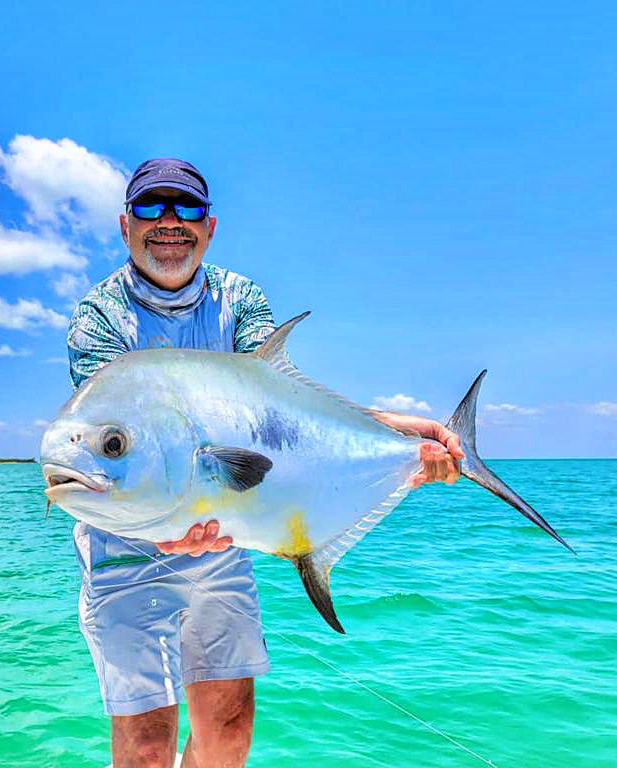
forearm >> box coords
[371,410,465,463]
[371,410,435,438]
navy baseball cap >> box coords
[125,158,211,205]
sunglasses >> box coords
[130,196,210,222]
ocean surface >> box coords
[0,460,615,768]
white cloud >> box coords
[0,425,34,438]
[589,402,617,417]
[370,393,432,413]
[0,297,68,331]
[33,419,49,428]
[0,223,86,275]
[51,271,91,306]
[485,403,540,416]
[0,135,128,241]
[46,357,67,364]
[0,344,30,357]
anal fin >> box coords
[292,554,345,634]
[288,486,412,634]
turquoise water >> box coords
[1,460,616,767]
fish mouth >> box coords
[43,463,111,497]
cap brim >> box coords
[125,181,210,205]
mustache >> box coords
[143,227,197,241]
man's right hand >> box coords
[156,521,233,557]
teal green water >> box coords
[1,461,616,767]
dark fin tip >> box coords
[450,370,572,553]
[198,446,273,492]
[294,555,345,634]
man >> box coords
[68,158,463,768]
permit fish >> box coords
[40,312,570,633]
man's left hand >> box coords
[156,521,233,557]
[371,412,464,489]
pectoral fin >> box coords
[292,553,345,634]
[197,445,273,491]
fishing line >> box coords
[115,534,498,768]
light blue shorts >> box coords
[73,523,269,716]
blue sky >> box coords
[0,0,614,458]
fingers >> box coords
[375,414,465,462]
[446,433,465,461]
[409,418,465,461]
[155,520,234,556]
[434,425,464,460]
[410,443,461,488]
[407,470,427,489]
[419,421,465,461]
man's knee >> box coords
[112,705,178,768]
[187,678,254,743]
[219,682,254,740]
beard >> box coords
[142,244,196,284]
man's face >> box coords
[119,187,216,290]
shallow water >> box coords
[1,460,616,767]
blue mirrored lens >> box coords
[173,204,207,221]
[132,203,166,219]
[131,202,207,221]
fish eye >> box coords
[100,427,128,459]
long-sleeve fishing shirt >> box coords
[68,260,274,387]
[67,259,275,570]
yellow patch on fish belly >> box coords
[110,488,132,502]
[277,508,312,557]
[188,488,259,522]
[189,498,216,519]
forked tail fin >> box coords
[293,370,573,635]
[447,370,574,553]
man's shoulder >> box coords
[70,261,269,333]
[67,266,132,385]
[203,263,267,310]
[204,262,261,292]
[75,265,129,313]
[69,265,131,339]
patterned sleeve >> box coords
[229,276,275,353]
[67,299,130,390]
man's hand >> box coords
[371,411,464,489]
[156,521,233,557]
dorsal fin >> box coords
[251,312,311,365]
[252,312,391,425]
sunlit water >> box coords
[1,460,616,767]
